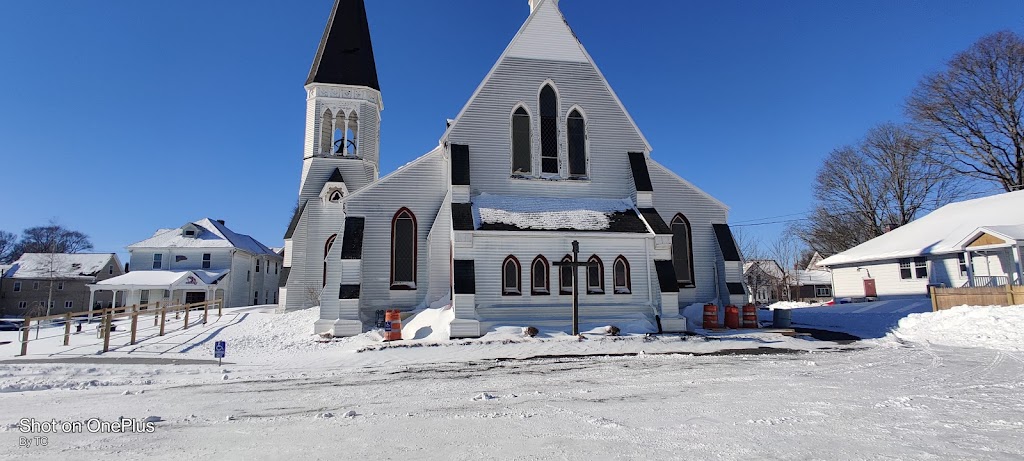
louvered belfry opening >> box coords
[540,85,558,174]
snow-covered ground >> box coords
[0,304,1022,459]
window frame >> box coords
[587,255,605,294]
[390,208,418,290]
[57,282,64,291]
[559,254,574,295]
[531,255,550,295]
[510,105,533,176]
[153,253,163,270]
[899,259,912,279]
[65,300,73,309]
[502,255,522,296]
[613,256,631,294]
[539,84,560,175]
[671,214,696,287]
[13,282,21,292]
[914,257,928,279]
[202,253,212,269]
[815,286,832,297]
[566,106,588,179]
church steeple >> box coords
[307,0,380,90]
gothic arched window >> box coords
[531,255,549,295]
[391,208,417,289]
[567,109,587,177]
[587,255,604,294]
[323,234,337,287]
[511,106,532,175]
[613,256,631,294]
[559,254,574,295]
[672,214,695,287]
[503,256,521,296]
[539,84,559,174]
[320,109,334,154]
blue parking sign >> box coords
[214,341,226,358]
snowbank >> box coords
[766,301,816,310]
[892,305,1024,351]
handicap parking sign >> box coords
[214,341,226,358]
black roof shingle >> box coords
[713,224,742,262]
[452,203,474,231]
[307,0,380,90]
[628,152,654,192]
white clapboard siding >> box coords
[298,159,376,202]
[333,149,448,325]
[427,192,453,302]
[447,57,646,200]
[286,189,350,311]
[648,161,729,306]
[464,233,656,314]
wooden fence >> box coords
[18,299,222,356]
[930,285,1024,311]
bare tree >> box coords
[11,222,93,261]
[801,123,964,255]
[906,30,1024,192]
[0,230,15,263]
[770,232,806,301]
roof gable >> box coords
[129,218,277,256]
[5,253,116,279]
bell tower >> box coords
[299,0,383,195]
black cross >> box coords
[552,240,587,335]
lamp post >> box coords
[554,240,586,335]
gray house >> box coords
[282,0,746,337]
[0,253,123,317]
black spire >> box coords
[306,0,380,90]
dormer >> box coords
[320,168,349,203]
[182,223,202,238]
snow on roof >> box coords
[128,218,278,256]
[794,270,832,285]
[820,190,1024,267]
[3,253,115,279]
[744,260,785,279]
[472,193,636,232]
[94,269,229,287]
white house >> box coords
[282,0,746,337]
[91,219,281,309]
[819,190,1024,300]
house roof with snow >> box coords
[794,270,832,286]
[744,260,785,279]
[820,190,1024,267]
[2,253,118,280]
[93,269,229,289]
[128,218,279,257]
[468,194,649,233]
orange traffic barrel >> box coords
[384,310,402,341]
[742,304,758,329]
[724,305,740,329]
[702,304,718,329]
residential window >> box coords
[899,259,912,279]
[33,281,39,290]
[108,265,113,275]
[13,282,21,292]
[140,290,149,306]
[247,270,250,282]
[273,292,278,304]
[915,257,928,279]
[202,253,212,269]
[254,291,259,305]
[958,254,970,277]
[153,254,163,269]
[613,256,631,294]
[815,287,832,297]
[587,255,604,294]
[185,229,196,237]
[531,256,549,295]
[64,301,73,309]
[18,301,26,309]
[559,255,574,295]
[256,259,261,273]
[511,106,532,175]
[57,282,64,291]
[275,263,279,275]
[391,208,417,289]
[567,109,587,177]
[503,256,521,296]
[672,214,695,286]
[539,84,559,174]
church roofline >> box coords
[306,0,381,90]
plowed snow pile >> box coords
[892,305,1024,351]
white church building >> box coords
[281,0,746,337]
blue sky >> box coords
[1,0,1022,260]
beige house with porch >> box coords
[820,190,1024,300]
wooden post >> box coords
[20,316,30,356]
[1007,284,1014,306]
[203,301,209,325]
[102,312,112,353]
[218,299,222,317]
[63,313,72,346]
[154,302,161,326]
[130,311,139,345]
[930,286,939,312]
[159,307,167,336]
[184,305,190,329]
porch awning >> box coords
[956,225,1024,250]
[89,270,229,291]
